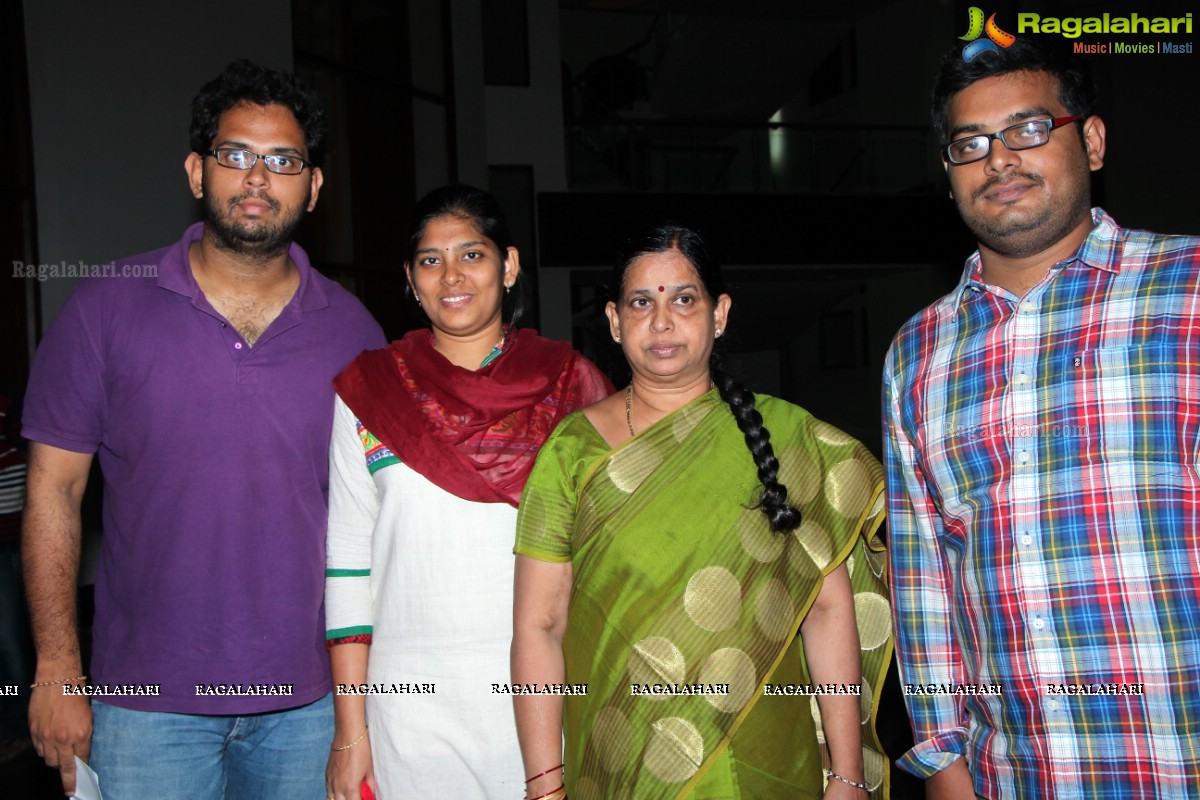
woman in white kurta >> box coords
[323,185,610,800]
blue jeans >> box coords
[90,693,332,800]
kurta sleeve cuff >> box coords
[897,729,968,778]
[325,632,373,651]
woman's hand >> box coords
[326,732,376,800]
[823,777,869,799]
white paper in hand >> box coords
[71,756,103,800]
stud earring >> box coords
[614,335,621,343]
[715,327,723,338]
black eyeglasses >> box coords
[205,148,311,175]
[943,116,1081,165]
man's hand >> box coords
[23,442,95,796]
[29,686,92,795]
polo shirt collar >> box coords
[156,221,331,313]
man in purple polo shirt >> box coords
[21,60,384,799]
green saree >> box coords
[516,390,891,799]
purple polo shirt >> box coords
[23,222,385,713]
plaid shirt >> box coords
[884,209,1200,799]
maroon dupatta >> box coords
[333,328,612,506]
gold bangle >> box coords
[528,785,566,800]
[331,725,369,751]
[30,675,87,689]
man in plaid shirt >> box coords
[884,36,1200,799]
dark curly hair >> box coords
[931,35,1096,142]
[404,184,528,329]
[611,224,802,534]
[189,59,328,167]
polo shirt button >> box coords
[1022,534,1032,545]
[1018,451,1030,463]
[234,342,243,350]
[1032,617,1045,630]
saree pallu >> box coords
[516,391,892,799]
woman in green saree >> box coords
[512,225,891,800]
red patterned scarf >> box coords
[333,328,612,506]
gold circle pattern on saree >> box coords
[628,637,687,701]
[576,493,599,540]
[825,458,872,519]
[865,543,886,578]
[753,578,795,642]
[605,445,662,494]
[643,717,704,783]
[738,510,786,562]
[698,647,757,714]
[866,490,885,521]
[853,592,892,650]
[812,420,856,446]
[863,744,887,790]
[775,446,821,505]
[671,402,709,442]
[811,695,826,742]
[790,519,833,570]
[683,566,742,632]
[591,706,633,773]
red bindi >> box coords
[657,285,665,292]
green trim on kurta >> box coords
[326,568,371,577]
[366,454,400,474]
[325,624,373,640]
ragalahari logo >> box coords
[960,7,1017,61]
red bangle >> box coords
[525,763,563,784]
[528,784,565,800]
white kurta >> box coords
[326,396,524,798]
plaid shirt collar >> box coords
[952,208,1125,311]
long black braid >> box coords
[712,368,802,533]
[612,224,802,534]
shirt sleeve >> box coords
[883,350,970,778]
[325,395,381,641]
[515,418,586,563]
[22,281,108,453]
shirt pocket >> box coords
[1064,345,1195,468]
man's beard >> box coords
[203,188,308,262]
[956,169,1091,260]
